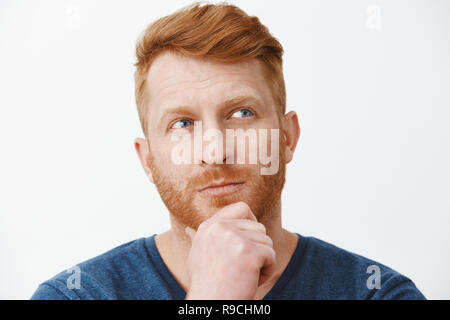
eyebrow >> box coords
[159,95,264,124]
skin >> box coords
[134,51,301,300]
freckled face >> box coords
[144,52,286,229]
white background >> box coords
[0,0,449,299]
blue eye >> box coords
[172,119,193,129]
[231,109,254,118]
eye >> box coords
[231,108,254,118]
[171,119,193,129]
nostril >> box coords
[200,157,226,165]
[200,148,227,165]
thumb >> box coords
[185,226,196,242]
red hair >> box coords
[134,2,286,136]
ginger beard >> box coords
[148,133,286,230]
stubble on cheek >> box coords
[147,137,286,230]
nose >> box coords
[197,119,231,165]
[201,156,227,166]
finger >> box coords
[216,201,257,221]
[237,229,273,247]
[196,202,257,234]
[226,219,267,233]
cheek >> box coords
[148,144,173,180]
[153,156,194,188]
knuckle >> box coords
[258,244,275,260]
[235,201,251,214]
[267,247,276,261]
[223,227,236,241]
[210,221,237,242]
[209,220,227,233]
[257,222,267,233]
[237,201,250,209]
[235,239,251,255]
[242,203,252,214]
[264,235,273,246]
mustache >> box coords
[186,166,255,191]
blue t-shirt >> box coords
[30,233,426,300]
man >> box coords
[31,2,425,300]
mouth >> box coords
[197,181,245,197]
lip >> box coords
[197,181,245,197]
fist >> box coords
[185,201,276,300]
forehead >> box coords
[144,51,275,117]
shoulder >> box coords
[30,237,153,300]
[292,234,426,299]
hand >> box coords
[184,201,276,300]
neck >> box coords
[154,199,298,297]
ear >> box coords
[134,137,154,184]
[282,111,301,164]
